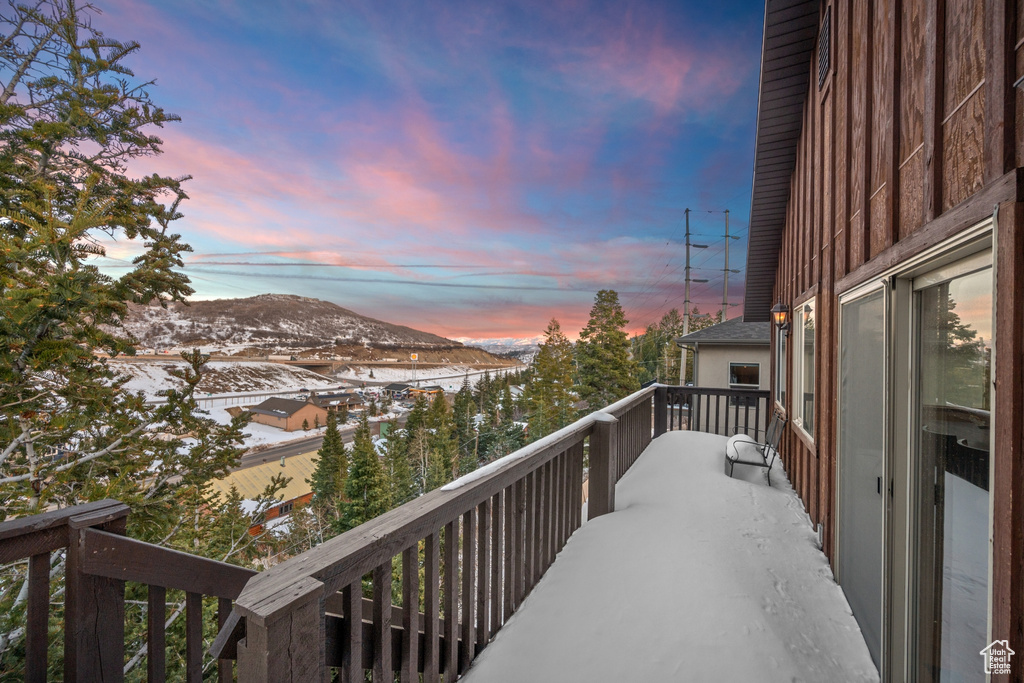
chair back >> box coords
[762,410,787,455]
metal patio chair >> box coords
[724,410,787,485]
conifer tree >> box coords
[342,416,389,530]
[426,391,449,431]
[308,410,347,524]
[383,420,415,507]
[524,319,578,439]
[576,290,640,408]
[427,418,458,489]
[404,395,429,443]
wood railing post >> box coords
[588,413,618,520]
[64,501,130,683]
[236,575,326,682]
[653,386,668,437]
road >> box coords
[236,414,408,469]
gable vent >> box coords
[817,6,831,89]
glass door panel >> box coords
[838,289,886,670]
[914,265,992,682]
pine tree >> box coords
[524,319,578,439]
[382,420,415,507]
[576,290,640,408]
[428,418,458,489]
[426,391,449,431]
[308,410,347,524]
[404,395,429,442]
[303,418,310,431]
[342,416,390,530]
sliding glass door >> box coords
[912,257,992,682]
[838,288,886,670]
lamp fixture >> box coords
[770,301,790,333]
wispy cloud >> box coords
[95,0,763,337]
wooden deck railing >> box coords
[0,384,770,682]
[0,499,252,682]
[213,386,657,681]
[662,385,772,440]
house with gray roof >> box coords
[675,317,771,392]
[248,397,328,432]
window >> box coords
[793,299,815,439]
[279,501,294,515]
[729,362,760,388]
[774,327,787,408]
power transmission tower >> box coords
[680,208,707,384]
[722,209,740,321]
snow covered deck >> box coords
[461,430,879,682]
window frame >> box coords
[774,327,787,410]
[728,361,761,390]
[793,297,816,441]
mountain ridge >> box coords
[123,294,462,354]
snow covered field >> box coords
[334,364,520,392]
[462,430,878,683]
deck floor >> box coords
[462,430,879,682]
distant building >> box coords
[675,317,771,391]
[248,397,328,432]
[209,452,319,534]
[308,391,363,412]
[382,383,412,399]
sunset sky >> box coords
[95,0,766,340]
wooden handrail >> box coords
[228,387,664,681]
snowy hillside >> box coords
[120,294,461,354]
[111,359,341,400]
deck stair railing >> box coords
[0,384,771,682]
[0,498,252,682]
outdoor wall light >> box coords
[771,302,790,333]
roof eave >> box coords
[743,0,820,322]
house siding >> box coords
[766,0,1024,675]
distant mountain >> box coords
[122,294,461,353]
[455,336,543,364]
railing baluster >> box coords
[401,545,419,683]
[217,596,232,683]
[185,592,202,683]
[442,521,458,682]
[423,532,440,683]
[342,581,362,683]
[26,552,50,683]
[373,562,392,682]
[549,456,559,555]
[148,585,167,683]
[515,478,526,605]
[490,491,502,636]
[524,470,536,592]
[503,484,515,621]
[476,500,489,655]
[460,509,476,674]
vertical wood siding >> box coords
[769,8,1023,663]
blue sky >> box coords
[95,0,765,338]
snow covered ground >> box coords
[334,364,520,392]
[462,430,878,683]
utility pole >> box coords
[681,208,708,384]
[715,209,741,323]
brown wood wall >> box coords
[769,0,1024,671]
